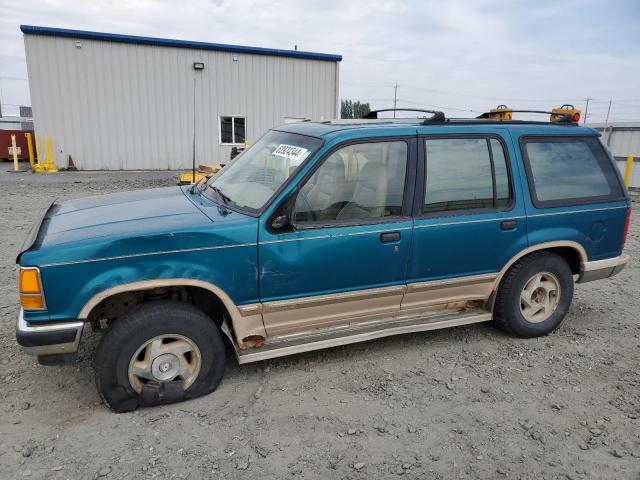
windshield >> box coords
[203,130,322,213]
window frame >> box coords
[519,134,627,209]
[218,115,247,146]
[277,136,418,232]
[415,133,515,219]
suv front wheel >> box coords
[494,251,574,337]
[95,300,226,412]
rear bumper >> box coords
[16,309,83,356]
[577,254,630,283]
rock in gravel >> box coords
[97,466,112,477]
[353,462,365,470]
[236,459,250,470]
[347,428,357,435]
[611,449,625,458]
[446,383,455,390]
[579,444,589,451]
[480,387,490,394]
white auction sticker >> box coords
[272,144,308,161]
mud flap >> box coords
[139,381,186,407]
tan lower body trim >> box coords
[401,273,497,312]
[262,285,406,336]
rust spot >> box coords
[241,335,265,349]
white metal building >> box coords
[22,25,341,170]
[590,122,640,189]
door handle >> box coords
[501,220,517,231]
[380,231,401,243]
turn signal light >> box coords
[19,267,45,310]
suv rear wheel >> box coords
[494,251,574,337]
[95,300,226,412]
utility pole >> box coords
[393,84,398,118]
[583,97,592,124]
[605,99,612,123]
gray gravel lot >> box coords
[0,166,638,479]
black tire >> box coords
[494,251,574,338]
[95,300,226,412]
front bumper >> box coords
[577,254,630,283]
[16,309,84,357]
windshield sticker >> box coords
[272,144,309,161]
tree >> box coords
[341,99,371,119]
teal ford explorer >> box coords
[16,109,630,412]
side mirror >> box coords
[271,214,291,230]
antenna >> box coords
[192,77,196,184]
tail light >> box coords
[19,267,46,310]
[622,207,631,246]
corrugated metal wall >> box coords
[24,34,339,170]
[592,124,640,188]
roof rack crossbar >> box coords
[362,108,445,123]
[476,109,573,123]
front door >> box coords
[403,132,528,311]
[259,137,417,336]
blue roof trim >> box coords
[20,25,342,62]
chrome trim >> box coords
[17,309,83,356]
[528,205,628,218]
[577,254,630,283]
[235,309,492,364]
[39,242,257,268]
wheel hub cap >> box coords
[128,334,202,394]
[520,272,561,324]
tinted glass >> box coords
[491,138,510,207]
[523,137,623,205]
[220,116,233,144]
[234,117,246,143]
[424,138,494,213]
[295,141,408,223]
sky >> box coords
[1,0,639,122]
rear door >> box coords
[404,131,527,311]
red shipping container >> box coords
[0,130,34,161]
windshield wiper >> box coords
[208,184,232,205]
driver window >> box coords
[294,141,408,223]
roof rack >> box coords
[362,108,445,123]
[477,104,581,124]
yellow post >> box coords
[11,134,19,171]
[25,133,35,170]
[43,134,58,172]
[623,154,634,188]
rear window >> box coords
[522,136,624,208]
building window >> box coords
[220,116,246,145]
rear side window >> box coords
[522,136,625,208]
[424,137,511,214]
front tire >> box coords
[95,300,226,412]
[494,252,574,338]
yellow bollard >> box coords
[623,154,634,188]
[43,134,58,173]
[25,133,35,171]
[11,134,19,171]
[35,136,41,164]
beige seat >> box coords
[336,160,388,219]
[304,153,346,220]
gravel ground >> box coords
[0,166,638,480]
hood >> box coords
[17,186,256,266]
[38,187,208,247]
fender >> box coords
[78,278,266,346]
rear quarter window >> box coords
[521,136,625,208]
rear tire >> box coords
[95,300,226,412]
[494,251,574,338]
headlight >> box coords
[19,267,46,310]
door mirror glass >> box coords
[271,214,290,230]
